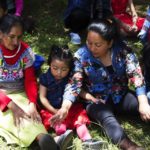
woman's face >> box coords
[1,25,23,50]
[86,31,113,58]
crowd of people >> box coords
[0,0,150,150]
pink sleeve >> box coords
[15,0,23,16]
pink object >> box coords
[15,0,23,16]
[54,124,67,135]
[76,124,92,141]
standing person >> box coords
[51,19,150,150]
[7,0,23,16]
[111,0,144,37]
[0,14,71,150]
[64,0,112,44]
[39,45,103,149]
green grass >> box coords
[0,0,150,149]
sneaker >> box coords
[57,130,73,150]
[70,32,81,45]
[82,139,107,150]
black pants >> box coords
[86,92,140,144]
[64,8,90,33]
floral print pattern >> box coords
[63,43,146,104]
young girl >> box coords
[39,45,103,149]
[111,0,144,36]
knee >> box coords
[102,117,126,144]
[107,124,125,144]
[86,103,113,123]
[38,134,58,150]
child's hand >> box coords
[50,108,68,127]
[27,102,42,123]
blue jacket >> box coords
[63,42,146,104]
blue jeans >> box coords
[86,92,140,144]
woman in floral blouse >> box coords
[51,19,150,150]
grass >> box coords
[0,0,150,149]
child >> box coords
[39,45,103,149]
[111,0,144,36]
[138,5,150,44]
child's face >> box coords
[50,59,70,80]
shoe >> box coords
[119,137,145,150]
[82,139,107,150]
[70,32,81,45]
[57,130,73,150]
[38,134,58,150]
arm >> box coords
[15,0,23,16]
[24,66,38,104]
[39,84,58,114]
[126,51,150,121]
[128,0,138,28]
[24,66,41,122]
[138,95,150,121]
[79,89,99,103]
[138,6,150,40]
[0,91,12,112]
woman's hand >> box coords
[7,101,29,127]
[139,102,150,121]
[27,102,42,123]
[138,95,150,121]
[50,108,68,127]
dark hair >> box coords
[142,42,150,68]
[48,45,74,69]
[0,0,7,12]
[87,18,120,42]
[0,14,24,34]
